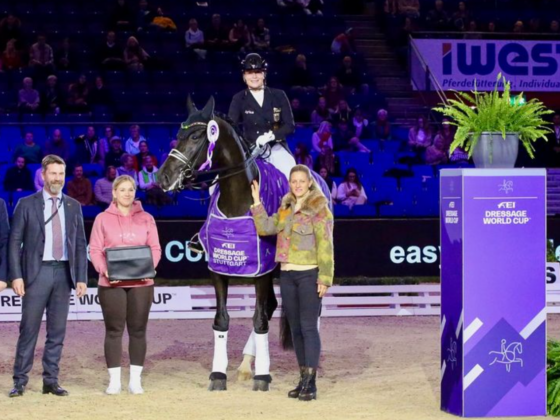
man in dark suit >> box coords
[9,155,88,398]
[0,197,9,293]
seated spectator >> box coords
[451,1,471,31]
[336,56,366,94]
[314,145,340,177]
[291,98,310,126]
[67,74,89,112]
[160,139,178,163]
[312,121,333,154]
[124,36,150,71]
[1,38,23,70]
[300,0,324,16]
[99,125,116,162]
[67,164,94,206]
[288,54,315,93]
[487,21,497,33]
[550,20,560,34]
[251,18,270,51]
[425,135,449,165]
[138,155,172,205]
[136,0,155,32]
[352,108,371,139]
[94,166,117,208]
[331,99,352,125]
[398,0,420,19]
[42,75,65,114]
[34,167,44,191]
[449,146,469,164]
[347,135,371,153]
[55,37,77,71]
[0,14,23,51]
[408,116,433,152]
[426,0,450,31]
[125,124,146,155]
[311,96,330,127]
[434,118,455,151]
[513,20,524,34]
[98,31,125,70]
[134,140,158,170]
[4,156,34,192]
[294,142,314,169]
[151,7,177,31]
[89,76,113,109]
[28,34,55,75]
[229,19,251,52]
[105,136,125,168]
[318,166,338,201]
[331,28,354,54]
[337,168,367,208]
[45,128,70,162]
[74,126,103,165]
[109,0,134,31]
[374,109,391,140]
[18,77,40,113]
[332,120,355,151]
[205,14,230,51]
[13,132,43,164]
[323,77,346,113]
[464,20,482,40]
[117,153,139,184]
[185,18,206,60]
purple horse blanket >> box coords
[199,160,289,277]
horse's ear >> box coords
[201,96,215,120]
[186,95,197,115]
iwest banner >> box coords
[413,39,560,91]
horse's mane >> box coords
[213,111,251,156]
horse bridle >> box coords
[167,120,263,191]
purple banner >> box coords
[413,39,560,92]
[441,169,546,417]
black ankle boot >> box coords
[298,367,317,401]
[288,366,306,398]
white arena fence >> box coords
[1,285,560,322]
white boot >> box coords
[254,332,270,376]
[128,365,144,394]
[212,330,229,374]
[105,367,121,395]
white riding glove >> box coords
[255,131,275,148]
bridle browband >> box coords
[167,119,263,191]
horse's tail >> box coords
[280,308,294,350]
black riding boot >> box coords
[288,366,306,398]
[298,368,317,401]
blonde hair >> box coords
[112,175,137,202]
[289,164,318,192]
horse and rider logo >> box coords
[222,227,234,239]
[489,339,523,372]
[447,337,457,370]
[498,180,514,194]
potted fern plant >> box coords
[434,74,552,168]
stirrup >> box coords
[187,233,205,255]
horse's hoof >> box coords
[208,372,227,391]
[252,375,272,392]
[208,379,227,391]
[252,380,270,392]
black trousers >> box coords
[13,262,72,387]
[280,269,322,368]
[98,286,154,368]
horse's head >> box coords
[159,96,218,192]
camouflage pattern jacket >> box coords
[251,188,334,286]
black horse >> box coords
[158,97,279,392]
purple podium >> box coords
[440,169,546,417]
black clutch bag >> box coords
[105,246,156,281]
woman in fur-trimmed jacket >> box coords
[251,164,334,402]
